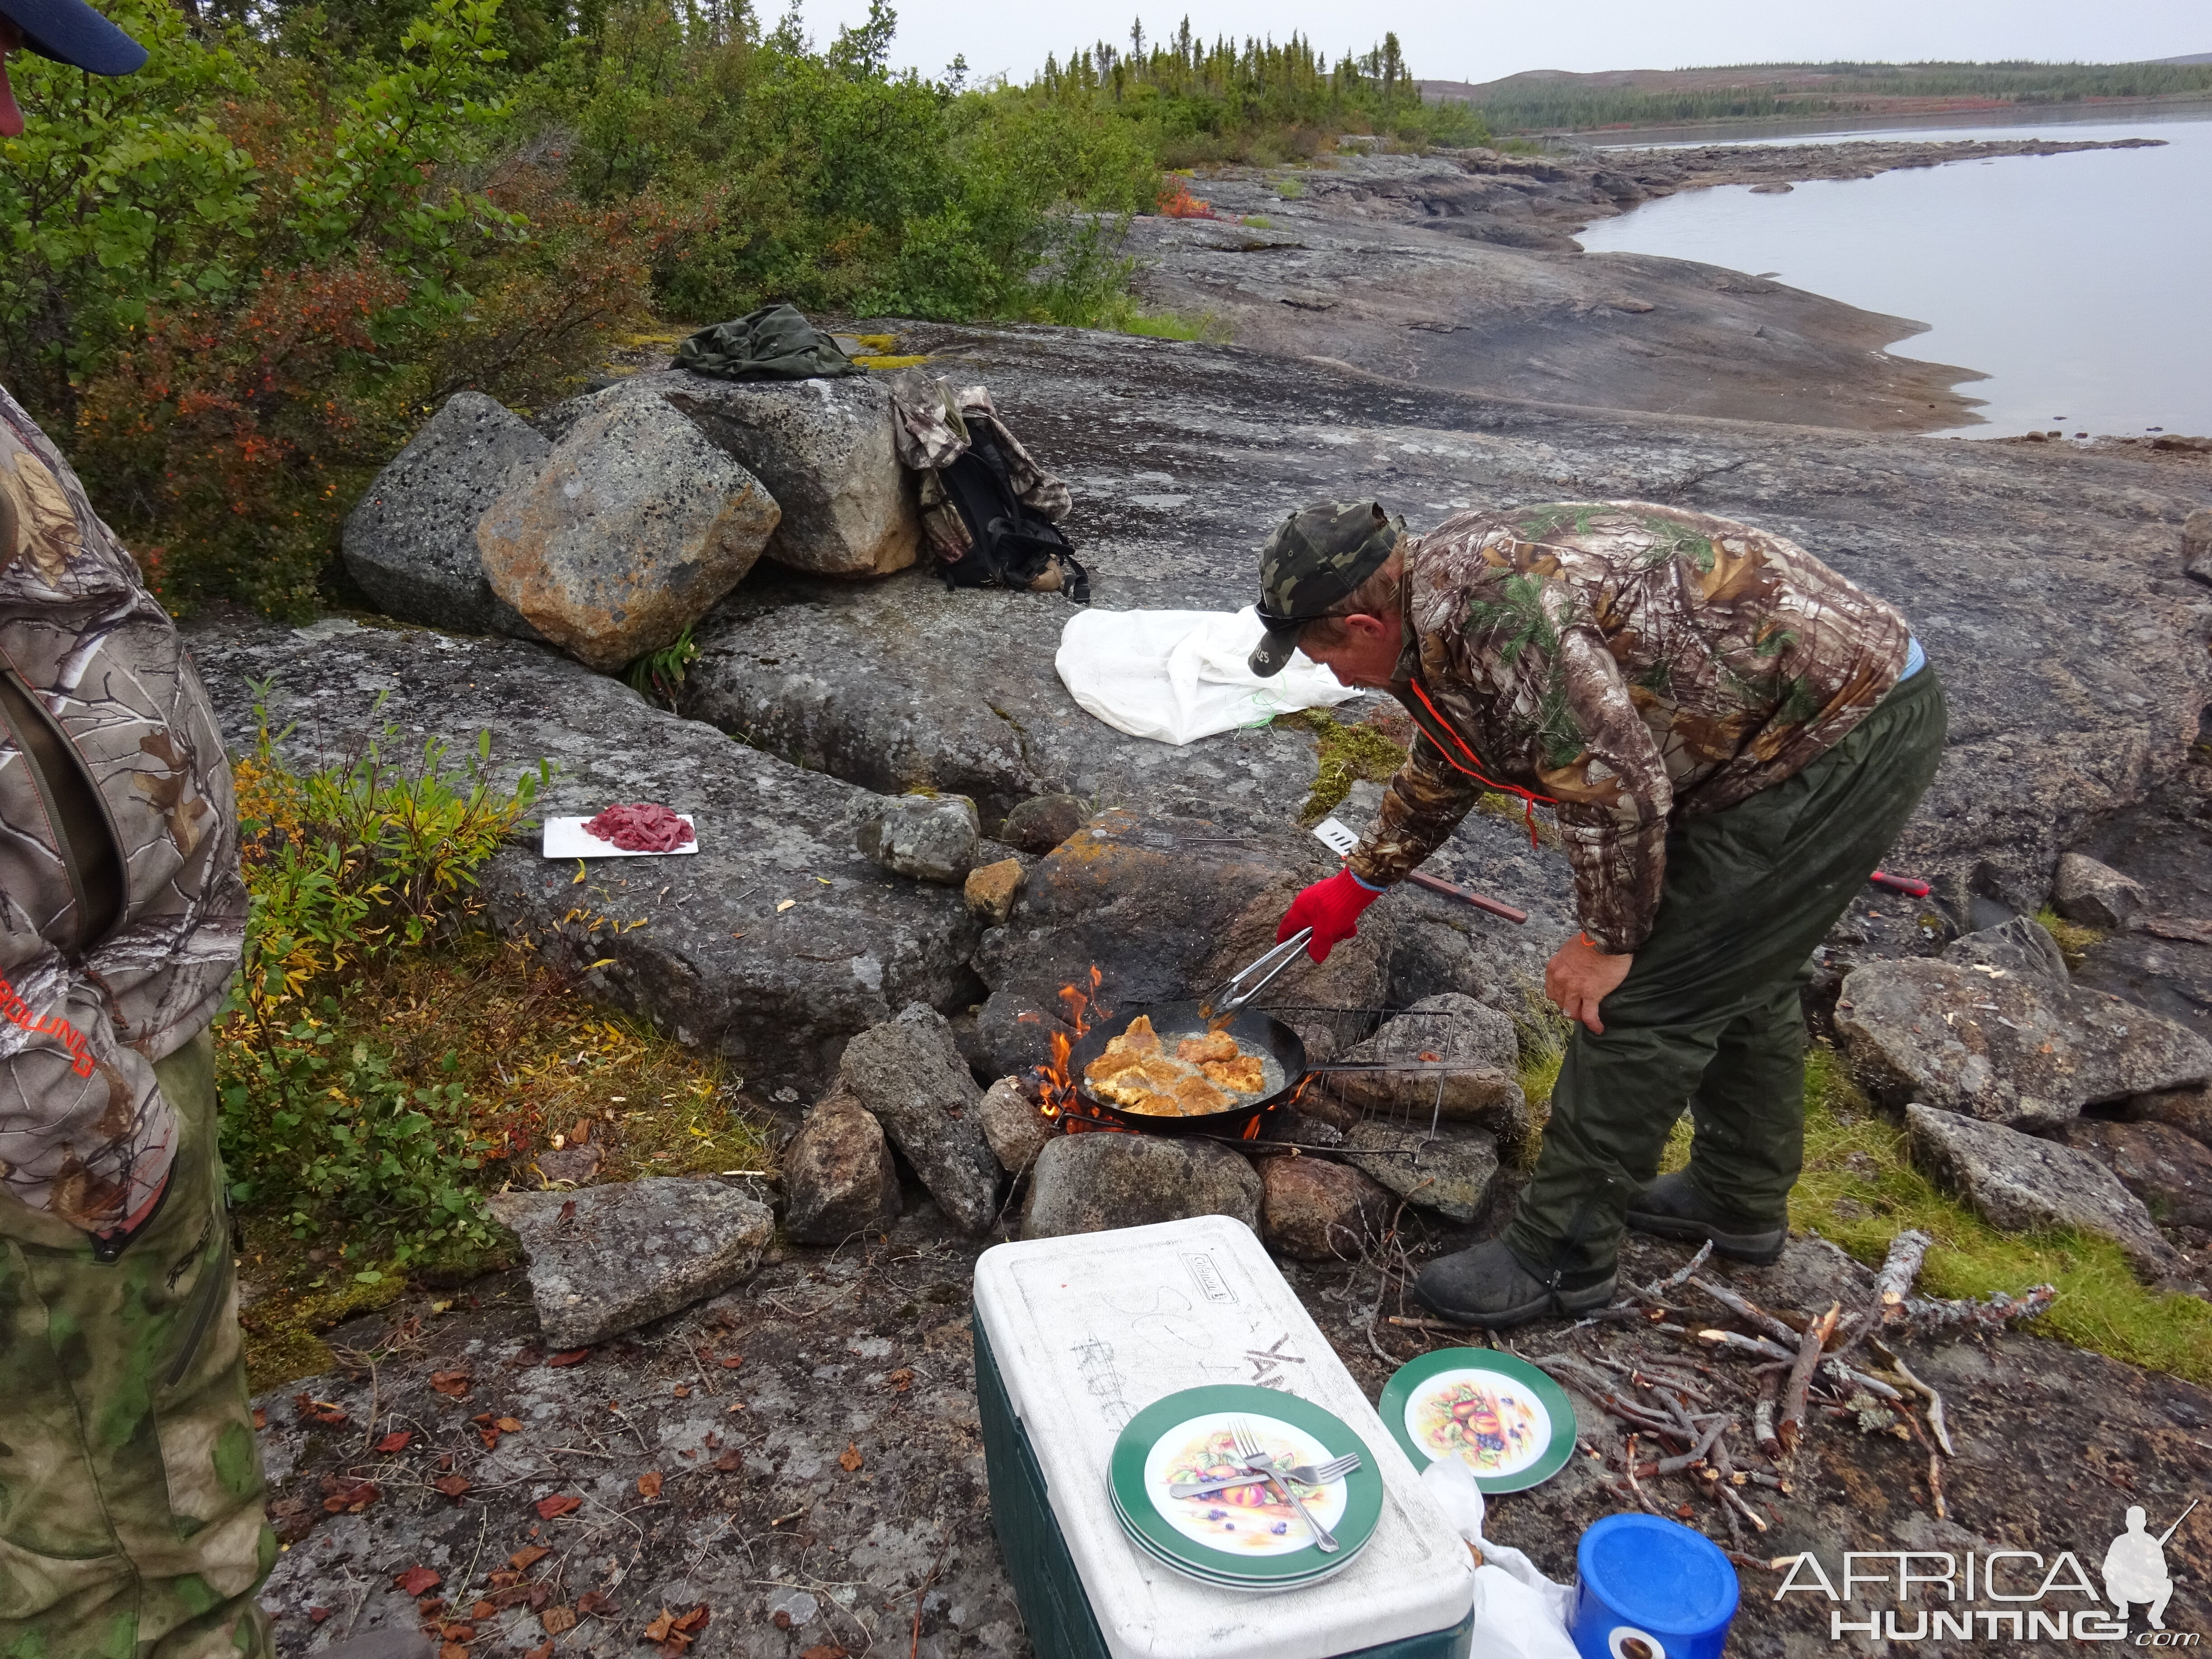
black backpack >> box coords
[936,425,1090,602]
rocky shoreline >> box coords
[1125,136,2162,431]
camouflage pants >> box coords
[0,1029,276,1658]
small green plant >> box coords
[1240,214,1274,229]
[2034,905,2103,967]
[625,624,701,709]
[1092,295,1229,342]
[1274,707,1409,823]
[1275,175,1307,200]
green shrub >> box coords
[218,688,551,1261]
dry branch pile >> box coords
[1507,1236,2055,1560]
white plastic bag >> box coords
[1422,1460,1581,1659]
[1054,605,1359,746]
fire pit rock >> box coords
[2054,852,2150,932]
[1318,992,1531,1153]
[1340,1120,1500,1225]
[838,1004,1002,1234]
[781,1088,902,1244]
[973,807,1392,1078]
[1021,1133,1263,1240]
[976,1076,1055,1177]
[486,1177,774,1349]
[1260,1156,1392,1261]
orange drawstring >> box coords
[1406,678,1554,848]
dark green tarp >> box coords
[675,304,862,381]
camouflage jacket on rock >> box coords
[1348,502,1912,953]
[0,384,244,1231]
[887,373,1071,564]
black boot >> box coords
[1411,1238,1617,1330]
[1624,1171,1787,1265]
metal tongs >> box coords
[1201,928,1314,1023]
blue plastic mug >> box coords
[1570,1514,1742,1659]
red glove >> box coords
[1279,868,1383,963]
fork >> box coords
[1232,1417,1340,1554]
[1168,1454,1359,1500]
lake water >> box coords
[1573,109,2212,438]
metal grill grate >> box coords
[1261,1003,1515,1140]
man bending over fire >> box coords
[1254,501,1943,1328]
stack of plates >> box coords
[1105,1384,1382,1593]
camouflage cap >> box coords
[1248,500,1401,677]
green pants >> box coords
[1504,666,1948,1280]
[0,1030,276,1659]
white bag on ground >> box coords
[1421,1460,1580,1659]
[1054,605,1359,745]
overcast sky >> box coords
[789,0,2210,89]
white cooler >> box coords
[972,1214,1479,1659]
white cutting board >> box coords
[541,815,699,859]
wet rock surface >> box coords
[340,391,548,640]
[486,1178,774,1349]
[780,1090,902,1245]
[2055,851,2151,931]
[1018,1131,1263,1239]
[185,613,981,1096]
[1125,138,2159,432]
[479,391,780,671]
[676,319,2211,919]
[1940,915,2068,983]
[837,1005,1001,1235]
[2063,1116,2212,1233]
[1835,957,2212,1130]
[255,1224,2212,1658]
[1905,1103,2178,1278]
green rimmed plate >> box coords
[1109,1483,1364,1592]
[1377,1348,1575,1493]
[1107,1385,1382,1584]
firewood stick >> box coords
[1777,1303,1839,1455]
[1926,1452,1949,1521]
[1898,1284,2057,1335]
[1528,1355,1684,1436]
[1753,1367,1781,1460]
[1622,1238,1714,1307]
[1715,1472,1770,1532]
[1654,1415,1730,1476]
[1878,1345,1957,1456]
[1687,1325,1904,1402]
[1688,1276,1800,1347]
[1833,1229,1931,1360]
[1620,1434,1666,1516]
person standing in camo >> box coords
[1255,500,1944,1328]
[0,0,281,1650]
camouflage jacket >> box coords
[1348,502,1911,953]
[887,373,1071,564]
[0,384,244,1232]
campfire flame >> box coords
[1029,966,1121,1131]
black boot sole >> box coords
[1624,1208,1787,1267]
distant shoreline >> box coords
[1549,95,2212,151]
